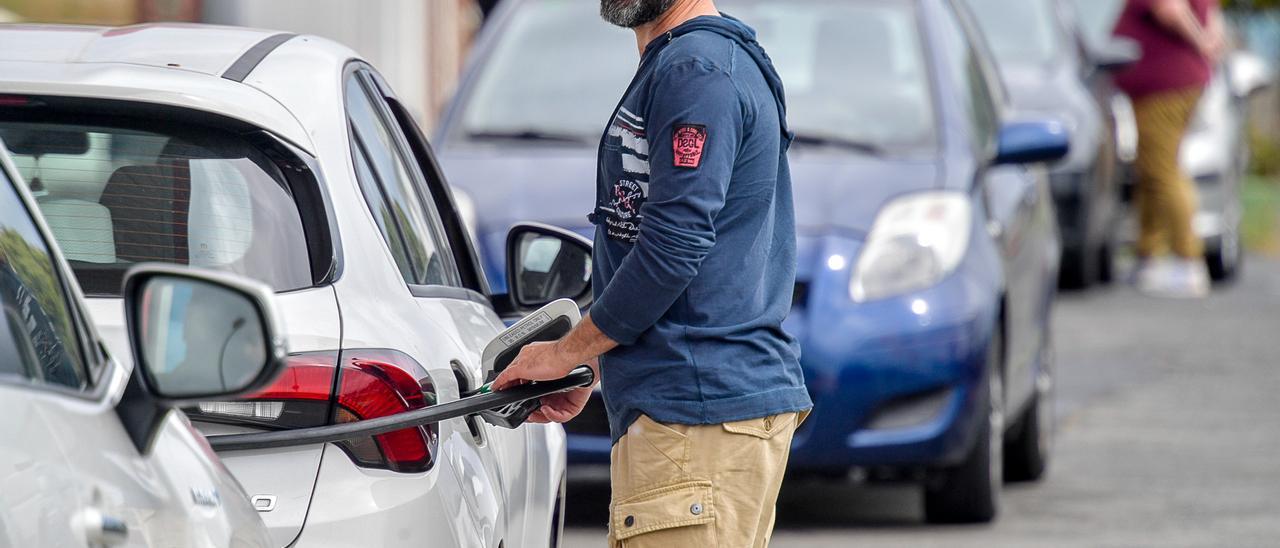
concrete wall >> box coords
[203,0,480,131]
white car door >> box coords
[358,71,568,547]
[0,154,268,548]
[0,169,147,547]
[343,68,510,546]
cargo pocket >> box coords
[613,415,692,492]
[612,480,716,547]
[722,412,798,440]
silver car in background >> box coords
[0,138,277,547]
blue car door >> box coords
[983,163,1054,414]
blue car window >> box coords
[0,167,87,389]
[935,0,1002,147]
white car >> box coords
[0,141,278,547]
[0,23,582,547]
[1180,52,1271,281]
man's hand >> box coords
[491,314,616,424]
[527,386,593,424]
[528,357,600,423]
[493,341,577,389]
[495,347,601,424]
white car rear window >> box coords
[0,120,312,296]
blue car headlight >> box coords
[849,192,971,302]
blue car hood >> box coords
[439,146,599,235]
[438,145,940,286]
[787,150,940,237]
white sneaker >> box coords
[1132,256,1173,287]
[1137,258,1209,298]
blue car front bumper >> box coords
[563,233,1002,473]
[784,234,1000,472]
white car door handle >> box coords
[73,507,128,546]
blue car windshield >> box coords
[966,0,1063,68]
[455,0,937,152]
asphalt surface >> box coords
[561,255,1280,547]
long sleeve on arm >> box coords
[591,59,746,345]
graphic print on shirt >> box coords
[604,106,650,243]
[673,124,707,168]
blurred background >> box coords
[1,0,1275,252]
[3,0,1279,545]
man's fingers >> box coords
[540,406,572,423]
[491,363,525,390]
[527,409,551,423]
[542,397,582,423]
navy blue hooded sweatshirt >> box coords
[589,15,811,443]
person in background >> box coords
[1113,0,1225,298]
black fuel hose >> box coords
[206,366,595,451]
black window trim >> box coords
[349,123,424,283]
[343,61,479,296]
[353,68,464,288]
[380,90,493,297]
[407,284,491,307]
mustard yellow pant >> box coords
[1132,87,1205,259]
[606,412,802,548]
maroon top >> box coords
[1112,0,1214,98]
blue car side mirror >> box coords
[994,120,1070,166]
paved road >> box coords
[562,256,1280,547]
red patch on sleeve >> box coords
[673,124,708,169]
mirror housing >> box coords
[499,222,593,316]
[1227,50,1274,99]
[994,120,1071,166]
[1090,37,1141,72]
[117,264,288,452]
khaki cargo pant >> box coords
[1133,87,1205,259]
[606,412,802,548]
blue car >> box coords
[438,0,1066,523]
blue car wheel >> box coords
[1006,337,1054,482]
[923,326,1003,524]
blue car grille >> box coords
[792,281,810,308]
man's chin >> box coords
[600,0,676,28]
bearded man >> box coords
[493,1,810,545]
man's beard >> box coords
[600,0,678,28]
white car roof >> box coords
[0,23,347,155]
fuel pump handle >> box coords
[207,366,595,452]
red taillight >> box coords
[251,359,336,401]
[333,350,438,473]
[189,349,439,474]
[0,95,38,107]
[193,352,337,429]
